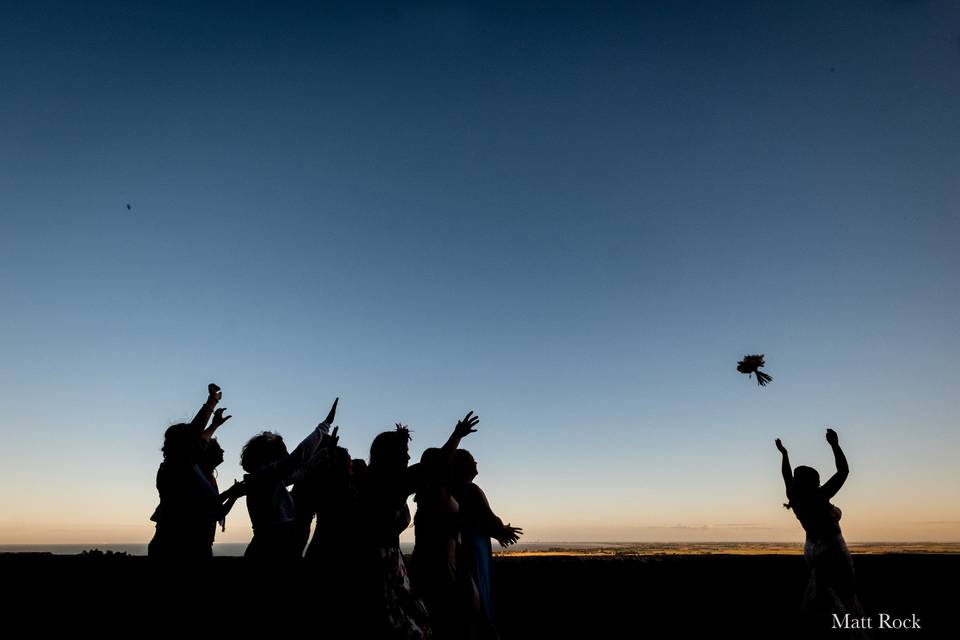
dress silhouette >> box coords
[776,429,866,637]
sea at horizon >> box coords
[2,541,958,557]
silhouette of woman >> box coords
[451,449,522,637]
[197,413,243,541]
[302,445,360,562]
[356,411,480,640]
[291,425,342,556]
[240,397,338,559]
[776,429,865,634]
[412,447,468,639]
[148,384,243,558]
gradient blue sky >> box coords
[2,0,958,544]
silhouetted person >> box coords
[412,447,468,639]
[452,449,522,638]
[197,413,243,540]
[291,423,341,555]
[738,354,773,386]
[776,429,865,636]
[149,384,243,558]
[355,411,479,640]
[301,446,359,559]
[240,397,338,559]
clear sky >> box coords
[1,0,958,545]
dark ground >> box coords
[1,554,953,638]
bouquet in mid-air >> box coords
[737,354,773,387]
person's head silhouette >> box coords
[162,423,203,464]
[792,465,820,495]
[199,438,225,474]
[369,426,411,473]
[241,431,288,472]
[453,449,478,483]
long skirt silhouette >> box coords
[803,534,868,639]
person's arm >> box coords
[441,411,479,462]
[462,484,523,546]
[285,427,339,485]
[775,438,792,496]
[217,480,244,523]
[249,398,338,484]
[407,411,480,494]
[820,428,849,499]
[189,383,221,436]
[202,407,232,442]
[284,399,339,485]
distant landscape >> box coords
[3,541,959,557]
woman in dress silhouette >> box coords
[776,428,865,633]
[451,449,522,637]
[148,384,243,558]
[356,412,479,640]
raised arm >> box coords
[440,411,479,461]
[775,438,792,495]
[189,383,222,435]
[819,428,849,499]
[249,398,338,485]
[202,407,232,442]
[406,411,480,494]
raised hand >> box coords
[825,428,839,447]
[328,426,340,447]
[211,408,232,429]
[323,397,339,425]
[453,411,479,439]
[775,438,787,455]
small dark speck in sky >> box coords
[126,204,131,210]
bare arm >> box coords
[440,411,479,463]
[189,383,221,435]
[202,408,232,442]
[775,439,792,495]
[405,411,480,494]
[462,484,523,546]
[217,480,244,519]
[820,428,849,499]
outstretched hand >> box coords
[498,523,523,547]
[323,397,339,425]
[207,383,222,405]
[775,438,787,455]
[224,479,245,500]
[825,428,839,447]
[211,407,232,429]
[328,426,340,447]
[453,411,479,439]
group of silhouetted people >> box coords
[148,384,521,639]
[149,383,867,638]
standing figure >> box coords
[197,409,243,541]
[451,449,522,638]
[412,447,467,639]
[240,397,338,559]
[356,412,479,640]
[776,429,865,636]
[149,384,242,558]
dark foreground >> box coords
[1,554,954,638]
